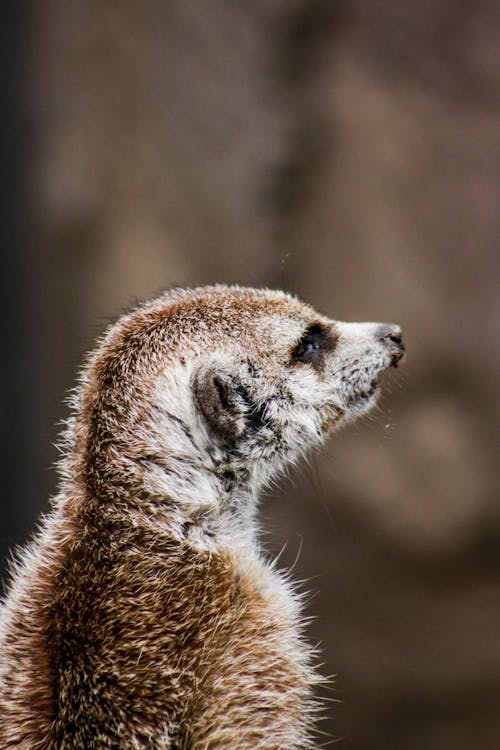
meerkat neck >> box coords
[62,411,262,554]
[136,453,260,552]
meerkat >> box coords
[0,284,405,749]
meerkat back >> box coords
[0,285,404,749]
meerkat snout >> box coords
[375,323,405,366]
[0,285,405,750]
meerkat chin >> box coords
[0,285,405,749]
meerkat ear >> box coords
[192,361,247,442]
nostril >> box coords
[376,323,400,341]
[376,323,405,364]
[388,332,403,347]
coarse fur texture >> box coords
[0,285,405,749]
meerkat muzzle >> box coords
[376,324,405,367]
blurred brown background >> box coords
[1,2,499,748]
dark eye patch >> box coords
[291,323,334,367]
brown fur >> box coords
[0,285,404,748]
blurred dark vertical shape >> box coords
[0,2,38,592]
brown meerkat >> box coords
[0,284,405,749]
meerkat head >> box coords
[64,285,404,545]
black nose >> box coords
[376,324,405,366]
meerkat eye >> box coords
[291,324,327,366]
